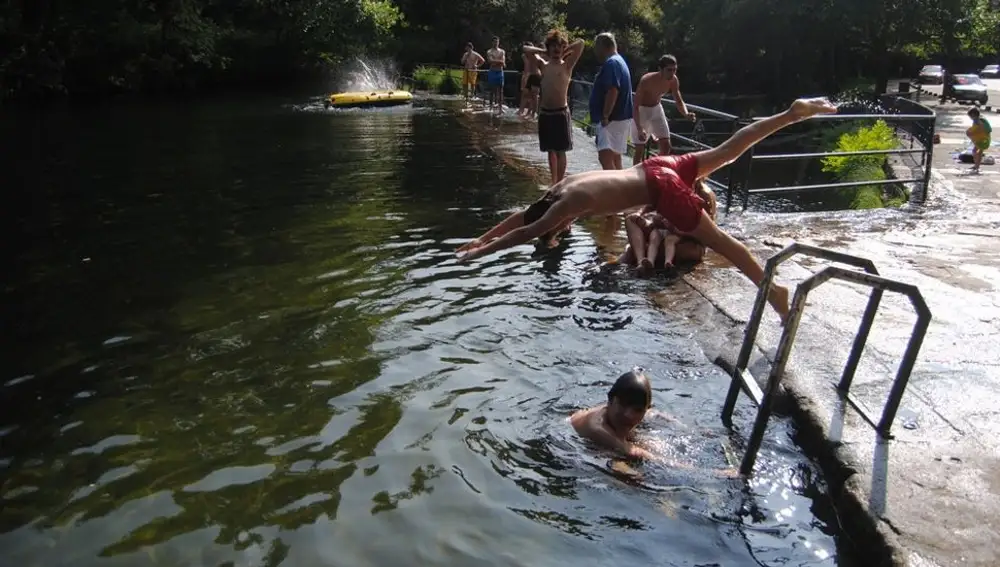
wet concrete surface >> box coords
[692,99,1000,567]
[462,97,1000,566]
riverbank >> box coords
[689,98,1000,567]
[476,96,999,567]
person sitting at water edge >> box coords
[523,30,585,185]
[631,54,696,165]
[619,180,716,274]
[455,97,840,322]
[570,369,738,477]
[461,43,485,104]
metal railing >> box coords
[719,242,932,475]
[740,93,937,209]
[402,65,938,212]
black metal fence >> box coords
[398,66,938,212]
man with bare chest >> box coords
[523,30,584,185]
[485,37,507,114]
[630,55,695,164]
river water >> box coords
[1,94,854,566]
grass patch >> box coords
[411,66,462,94]
[821,119,909,209]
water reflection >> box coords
[1,96,850,567]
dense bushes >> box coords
[410,67,462,93]
[821,120,907,209]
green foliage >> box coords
[411,66,462,93]
[821,120,907,209]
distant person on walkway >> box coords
[589,33,633,171]
[461,43,485,105]
[967,107,992,174]
[569,368,738,476]
[486,37,507,114]
[518,42,543,119]
[456,97,841,322]
[523,30,585,185]
[631,55,696,165]
[619,181,716,274]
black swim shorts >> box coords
[526,74,542,90]
[538,107,573,153]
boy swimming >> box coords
[570,369,738,477]
[456,97,840,321]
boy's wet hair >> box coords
[969,107,981,118]
[545,29,568,51]
[608,369,652,409]
[658,54,678,69]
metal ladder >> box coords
[720,242,933,475]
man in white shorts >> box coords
[589,32,633,170]
[630,54,695,165]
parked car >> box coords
[918,64,945,84]
[980,64,1000,78]
[944,74,988,105]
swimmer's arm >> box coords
[459,201,574,261]
[523,44,546,55]
[584,424,656,460]
[456,210,525,252]
[474,52,485,66]
[563,39,584,69]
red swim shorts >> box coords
[642,153,705,233]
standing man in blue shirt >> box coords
[589,32,633,171]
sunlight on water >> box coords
[0,95,854,567]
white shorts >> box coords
[629,104,670,144]
[595,120,630,155]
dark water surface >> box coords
[2,95,851,566]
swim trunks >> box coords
[524,188,562,222]
[538,107,573,153]
[526,74,542,90]
[463,69,478,87]
[642,153,705,233]
[488,69,505,87]
[629,103,671,144]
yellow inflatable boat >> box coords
[324,90,413,109]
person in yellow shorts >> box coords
[966,107,992,173]
[460,43,485,104]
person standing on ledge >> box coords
[486,37,507,115]
[460,42,485,105]
[589,32,633,171]
[631,55,695,165]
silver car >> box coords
[945,74,988,105]
[980,64,1000,78]
[918,64,945,84]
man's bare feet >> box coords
[767,283,790,325]
[788,97,838,121]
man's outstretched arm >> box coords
[457,201,572,261]
[456,210,526,252]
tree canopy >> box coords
[2,0,999,99]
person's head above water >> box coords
[658,54,678,79]
[605,368,652,433]
[544,29,568,58]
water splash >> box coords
[333,58,398,93]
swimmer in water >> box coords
[570,369,739,477]
[456,97,840,322]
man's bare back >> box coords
[635,72,677,107]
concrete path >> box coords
[687,98,1000,567]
